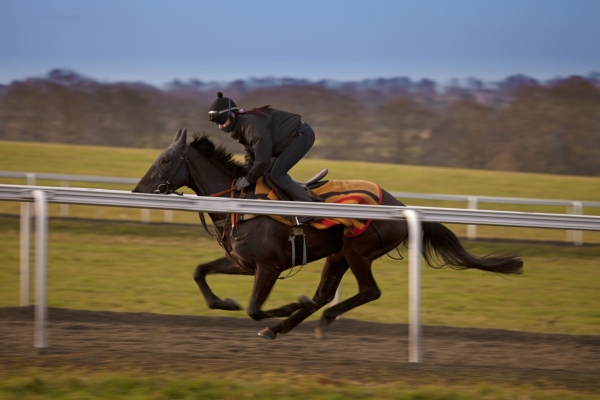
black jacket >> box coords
[230,109,302,181]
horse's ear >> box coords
[174,127,183,143]
[174,127,188,149]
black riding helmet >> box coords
[208,92,239,124]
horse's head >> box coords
[132,128,190,194]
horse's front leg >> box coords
[258,252,349,340]
[245,263,308,323]
[193,257,252,311]
[194,257,303,315]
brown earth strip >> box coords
[1,307,598,392]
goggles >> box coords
[209,113,229,125]
[208,98,235,125]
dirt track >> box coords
[1,307,599,391]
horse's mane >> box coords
[190,133,247,177]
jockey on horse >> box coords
[208,92,316,223]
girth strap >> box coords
[289,226,307,267]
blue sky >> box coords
[1,0,599,86]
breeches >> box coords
[270,122,315,189]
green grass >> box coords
[1,368,598,400]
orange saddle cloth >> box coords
[254,177,382,237]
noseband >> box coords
[154,143,190,195]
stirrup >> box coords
[293,168,328,188]
[303,168,328,186]
[294,216,312,225]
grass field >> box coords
[1,139,599,399]
[2,368,597,400]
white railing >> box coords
[0,171,139,184]
[390,191,600,245]
[3,185,599,230]
[2,171,599,244]
[2,184,600,362]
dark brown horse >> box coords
[133,128,523,339]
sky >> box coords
[1,0,599,87]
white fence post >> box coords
[19,174,36,306]
[467,197,478,240]
[141,209,150,223]
[26,173,36,187]
[567,202,583,246]
[19,202,31,306]
[404,209,422,363]
[32,190,48,349]
[60,181,69,216]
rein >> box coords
[209,187,237,197]
[198,180,251,274]
[199,180,248,244]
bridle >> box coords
[148,141,254,273]
[151,142,240,227]
[153,143,190,196]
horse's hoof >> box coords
[298,295,318,308]
[258,327,277,340]
[315,326,327,340]
[315,326,327,339]
[223,298,242,310]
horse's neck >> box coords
[188,160,233,196]
[187,153,235,221]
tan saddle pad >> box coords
[254,177,382,237]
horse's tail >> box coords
[420,222,523,275]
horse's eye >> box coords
[159,155,172,168]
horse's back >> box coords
[380,188,406,207]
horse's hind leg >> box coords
[258,252,350,340]
[193,257,252,311]
[316,247,381,338]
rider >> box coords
[208,92,316,204]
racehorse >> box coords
[132,128,523,340]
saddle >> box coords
[211,166,381,237]
[251,173,383,237]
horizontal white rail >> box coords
[3,170,598,245]
[2,184,600,230]
[2,170,599,208]
[389,191,600,208]
[0,171,138,185]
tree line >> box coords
[1,69,599,176]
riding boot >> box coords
[283,182,313,202]
[282,182,313,224]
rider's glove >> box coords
[235,176,252,191]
